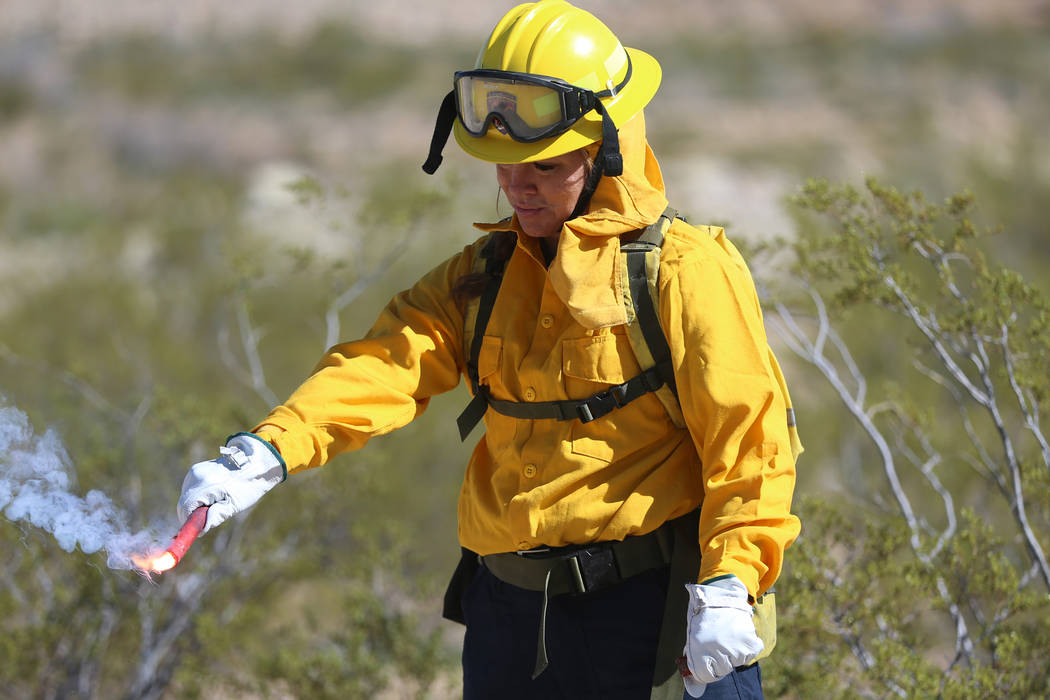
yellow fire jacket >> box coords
[252,114,800,598]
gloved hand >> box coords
[681,575,763,698]
[178,432,286,533]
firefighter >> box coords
[178,2,801,698]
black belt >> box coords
[482,526,674,594]
[481,520,678,678]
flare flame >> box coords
[133,506,209,574]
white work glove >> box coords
[682,576,763,698]
[177,432,286,533]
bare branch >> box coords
[234,297,279,408]
[967,328,1050,588]
[0,343,127,421]
[323,225,415,349]
[769,286,976,659]
[910,358,1003,488]
[1001,323,1050,472]
[876,256,1050,588]
[881,273,988,405]
[772,300,923,550]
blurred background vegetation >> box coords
[1,1,1047,698]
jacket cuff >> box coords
[698,564,760,599]
[249,422,318,474]
[226,431,288,481]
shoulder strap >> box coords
[457,230,515,440]
[623,212,804,454]
[620,207,687,428]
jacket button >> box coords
[524,387,536,401]
[523,463,537,478]
[540,314,554,329]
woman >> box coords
[178,2,801,698]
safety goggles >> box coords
[423,55,632,176]
[454,64,628,143]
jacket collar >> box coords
[475,111,668,328]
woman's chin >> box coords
[517,216,558,240]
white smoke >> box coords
[0,401,159,570]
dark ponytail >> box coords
[451,229,517,303]
[569,151,601,220]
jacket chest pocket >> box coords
[562,331,645,463]
[476,335,503,386]
[561,330,640,396]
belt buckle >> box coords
[568,546,618,593]
[516,547,551,558]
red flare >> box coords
[133,506,209,574]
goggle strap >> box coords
[595,101,623,177]
[423,90,457,174]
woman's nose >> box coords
[501,164,537,192]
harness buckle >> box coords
[576,383,632,424]
[576,390,617,423]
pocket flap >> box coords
[562,333,629,384]
[477,335,503,382]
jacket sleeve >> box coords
[250,241,481,473]
[661,233,801,598]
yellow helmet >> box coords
[423,0,661,176]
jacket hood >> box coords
[551,111,668,328]
[576,110,669,233]
[476,111,669,329]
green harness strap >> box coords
[456,209,681,440]
[620,207,686,430]
[457,230,513,441]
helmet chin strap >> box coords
[592,101,622,177]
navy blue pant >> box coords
[461,562,764,700]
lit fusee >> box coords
[133,506,209,573]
